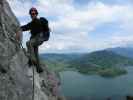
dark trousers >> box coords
[34,46,40,68]
[26,33,44,70]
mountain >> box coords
[71,50,133,68]
[40,53,83,63]
[0,0,64,100]
[107,47,133,58]
[41,50,133,77]
[40,53,84,72]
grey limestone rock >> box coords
[0,0,65,100]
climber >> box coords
[16,7,50,73]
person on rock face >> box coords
[16,7,50,73]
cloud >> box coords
[111,33,133,45]
[7,0,133,53]
[7,0,32,17]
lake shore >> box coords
[60,67,133,100]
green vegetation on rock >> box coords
[40,50,133,77]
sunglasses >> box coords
[31,12,36,16]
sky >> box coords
[7,0,133,53]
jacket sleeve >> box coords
[20,22,31,31]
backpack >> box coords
[40,17,50,41]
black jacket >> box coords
[21,18,44,37]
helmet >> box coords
[29,7,38,15]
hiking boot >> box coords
[28,59,34,66]
[28,58,38,67]
[29,57,37,65]
[36,66,43,73]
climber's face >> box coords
[30,10,37,20]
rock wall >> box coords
[0,0,65,100]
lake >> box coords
[59,67,133,100]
